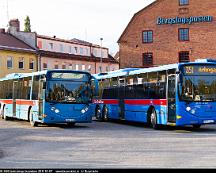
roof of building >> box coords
[118,0,159,43]
[0,31,36,53]
[37,34,105,49]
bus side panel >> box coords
[4,101,13,117]
[124,104,148,122]
[155,105,167,125]
[107,104,119,119]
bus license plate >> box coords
[66,119,75,122]
[203,120,214,124]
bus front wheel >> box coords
[95,106,102,121]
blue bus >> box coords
[92,59,216,129]
[0,70,93,126]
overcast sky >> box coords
[0,0,154,55]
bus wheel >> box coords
[150,109,159,130]
[103,106,109,122]
[29,109,38,127]
[95,106,102,121]
[193,124,201,129]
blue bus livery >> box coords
[0,70,93,126]
[92,59,216,129]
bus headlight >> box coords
[55,109,60,113]
[186,107,191,111]
[81,107,89,114]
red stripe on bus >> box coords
[103,99,119,104]
[125,99,167,106]
[0,100,13,104]
[16,100,37,106]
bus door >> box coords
[167,75,176,123]
[12,80,19,117]
[118,77,125,120]
[38,77,46,120]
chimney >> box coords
[0,28,5,34]
[9,19,20,32]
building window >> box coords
[142,30,153,43]
[69,64,73,69]
[80,48,84,55]
[179,51,190,62]
[18,58,24,69]
[87,65,91,72]
[29,59,34,70]
[99,66,102,73]
[7,57,13,69]
[179,28,189,41]
[54,64,59,69]
[62,64,66,69]
[43,63,48,70]
[143,53,153,67]
[75,64,79,70]
[49,43,54,50]
[179,0,189,6]
[60,44,64,52]
[82,65,85,71]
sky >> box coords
[0,0,155,55]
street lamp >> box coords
[100,37,103,73]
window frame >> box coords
[143,52,153,67]
[178,28,189,41]
[142,30,153,44]
[179,51,190,63]
[179,0,189,6]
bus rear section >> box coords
[0,70,94,126]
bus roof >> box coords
[0,69,91,81]
[93,59,216,80]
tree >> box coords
[24,16,31,32]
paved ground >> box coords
[0,118,216,169]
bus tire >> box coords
[102,106,109,122]
[95,106,102,121]
[29,109,38,127]
[150,109,160,130]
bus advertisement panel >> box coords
[0,70,93,126]
[92,60,216,129]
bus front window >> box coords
[46,81,91,104]
[180,75,216,102]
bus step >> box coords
[167,122,176,126]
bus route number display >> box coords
[184,65,216,75]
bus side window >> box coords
[32,76,40,100]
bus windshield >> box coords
[46,81,92,104]
[179,75,216,102]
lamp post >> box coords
[100,37,103,73]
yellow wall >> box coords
[0,50,38,78]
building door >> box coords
[167,75,176,123]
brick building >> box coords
[118,0,216,68]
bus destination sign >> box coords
[184,65,216,75]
